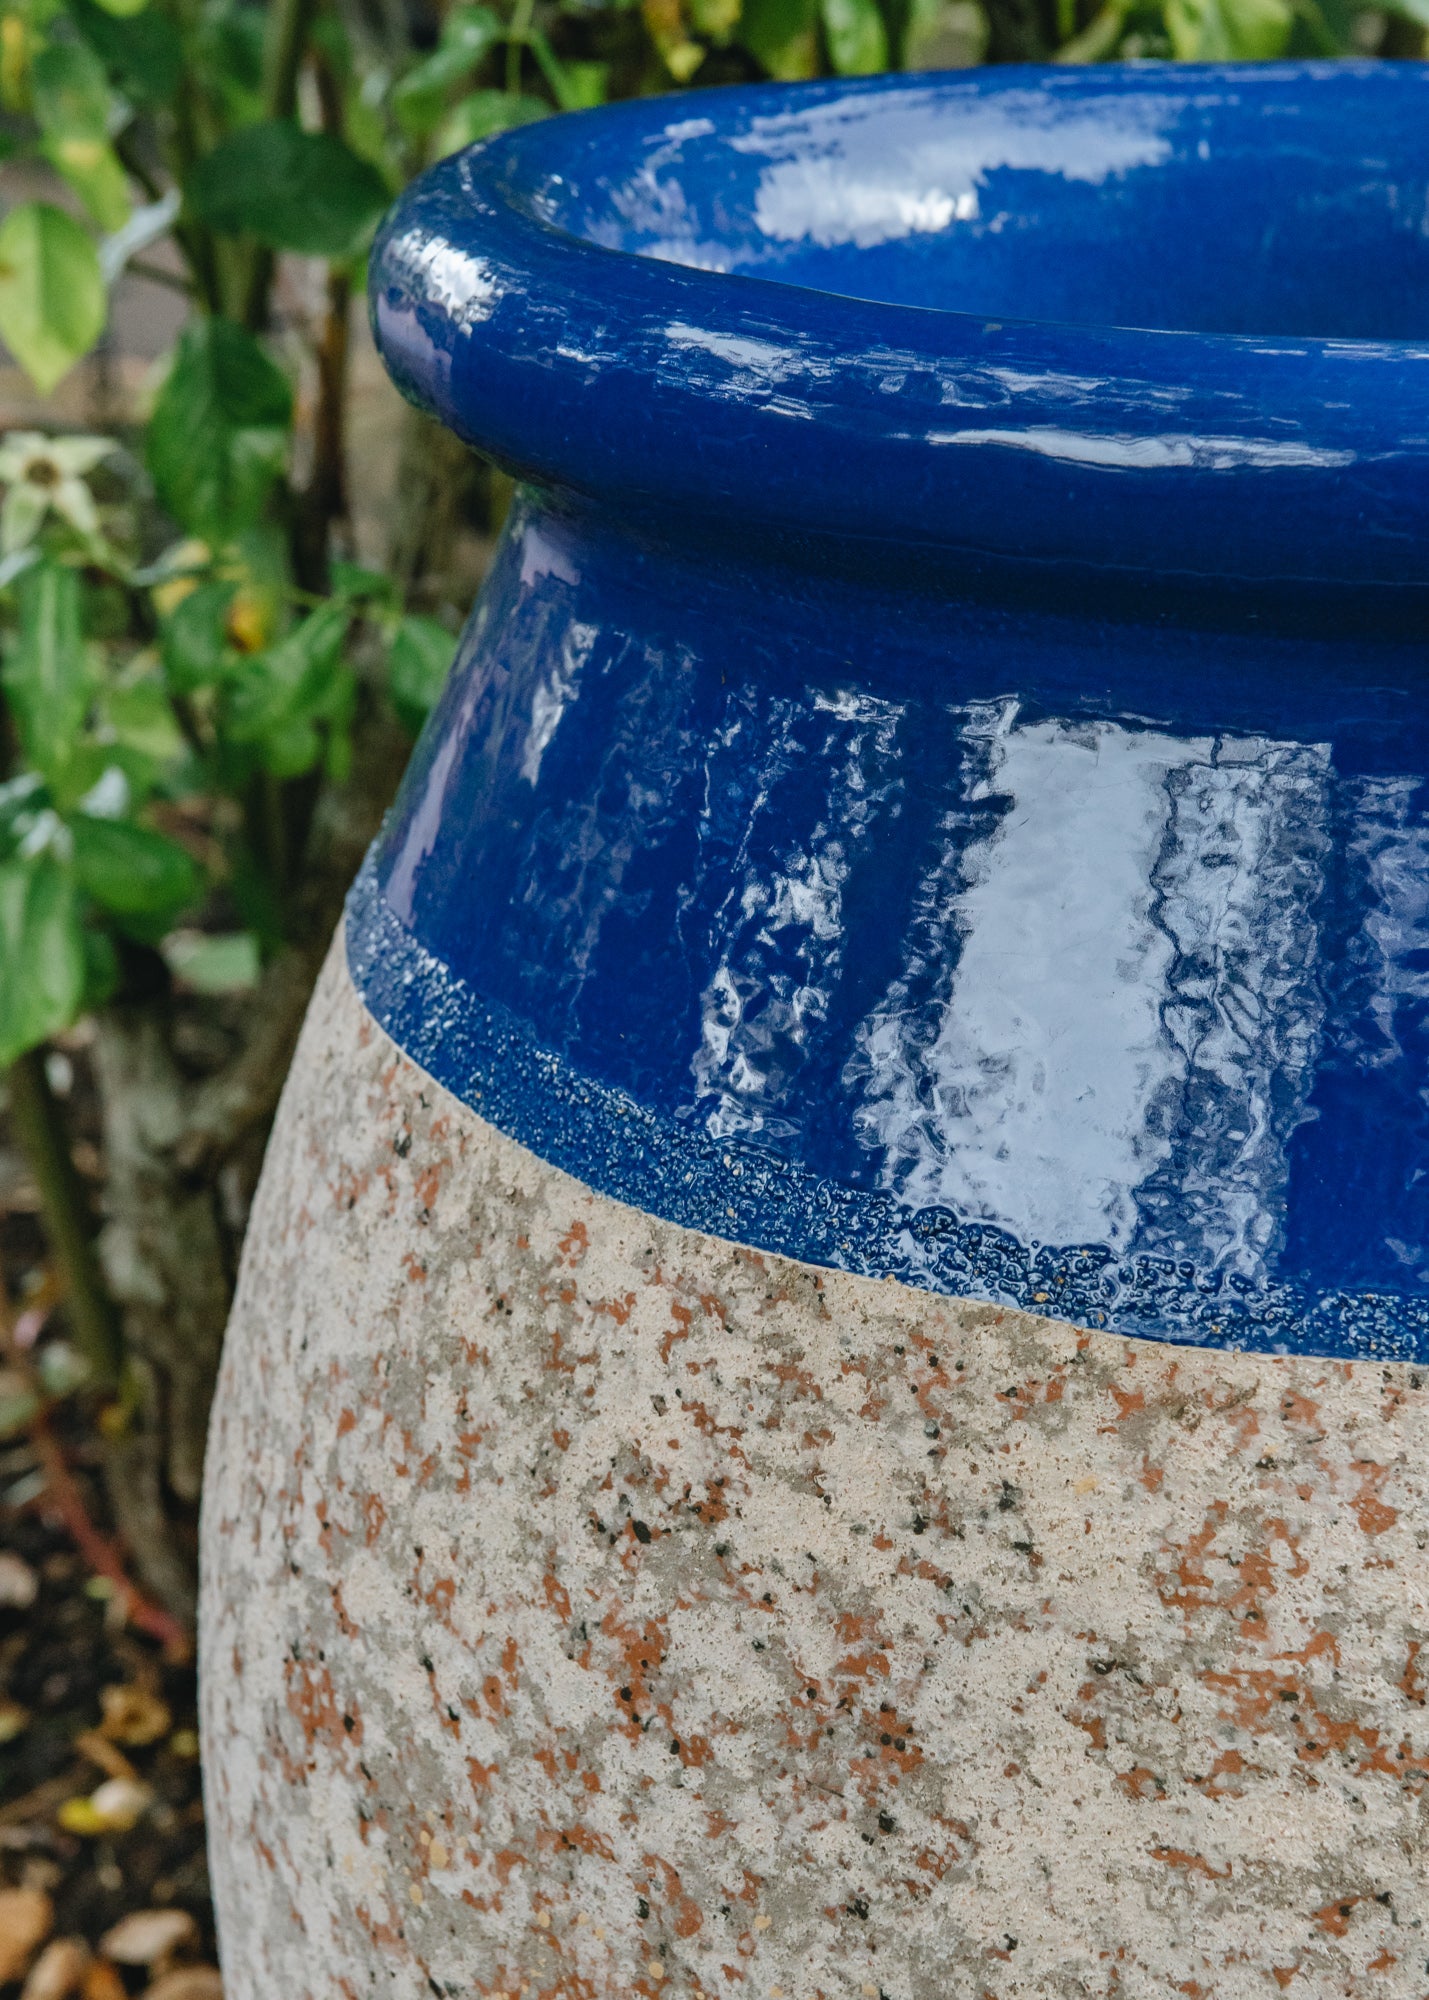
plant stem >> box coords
[5,1050,123,1389]
[507,0,536,94]
[294,52,354,591]
[240,0,321,329]
[245,769,290,909]
[113,126,164,205]
[168,88,224,313]
[294,264,352,593]
[263,0,320,119]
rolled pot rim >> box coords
[369,62,1429,595]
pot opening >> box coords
[531,67,1429,341]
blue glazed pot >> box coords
[363,60,1429,1364]
[202,65,1429,2000]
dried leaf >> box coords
[142,1971,222,2000]
[0,1549,38,1608]
[98,1683,172,1747]
[99,1909,196,1967]
[0,1697,31,1743]
[73,1730,136,1783]
[0,1885,54,1984]
[80,1962,126,2000]
[21,1936,90,2000]
[56,1775,152,1835]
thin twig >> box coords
[128,258,196,297]
[0,1770,89,1830]
[73,1729,139,1783]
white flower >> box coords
[0,432,116,556]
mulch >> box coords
[0,1190,217,1999]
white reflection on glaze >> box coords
[518,523,580,591]
[381,228,500,330]
[521,622,597,787]
[586,122,733,273]
[926,426,1358,470]
[737,90,1173,250]
[664,324,798,377]
[1351,778,1429,1061]
[660,322,831,414]
[1136,738,1330,1275]
[384,601,494,924]
[693,687,903,1142]
[854,711,1328,1274]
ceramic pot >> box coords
[201,63,1429,1999]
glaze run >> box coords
[201,942,1429,1999]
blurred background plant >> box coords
[0,0,1425,1647]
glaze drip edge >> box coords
[346,854,1429,1365]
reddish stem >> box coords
[27,1417,191,1660]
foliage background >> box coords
[0,0,1424,1645]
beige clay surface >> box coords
[200,937,1429,1999]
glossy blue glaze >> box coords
[362,63,1429,1361]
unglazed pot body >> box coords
[202,64,1429,1998]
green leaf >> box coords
[71,814,202,936]
[330,561,397,608]
[160,580,234,692]
[433,90,550,156]
[0,203,105,394]
[0,852,86,1067]
[388,615,457,735]
[185,6,264,125]
[32,37,112,137]
[900,0,986,62]
[188,121,390,256]
[30,42,130,228]
[689,0,743,37]
[1165,0,1290,54]
[393,5,504,136]
[737,0,821,74]
[2,561,89,780]
[0,774,49,863]
[820,0,888,68]
[81,925,119,1011]
[66,0,183,104]
[49,136,132,232]
[226,599,353,777]
[553,59,609,106]
[99,677,187,780]
[162,928,260,993]
[146,318,291,541]
[90,0,152,20]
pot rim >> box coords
[369,62,1429,595]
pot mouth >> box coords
[370,63,1429,594]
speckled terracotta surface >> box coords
[201,940,1429,2000]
